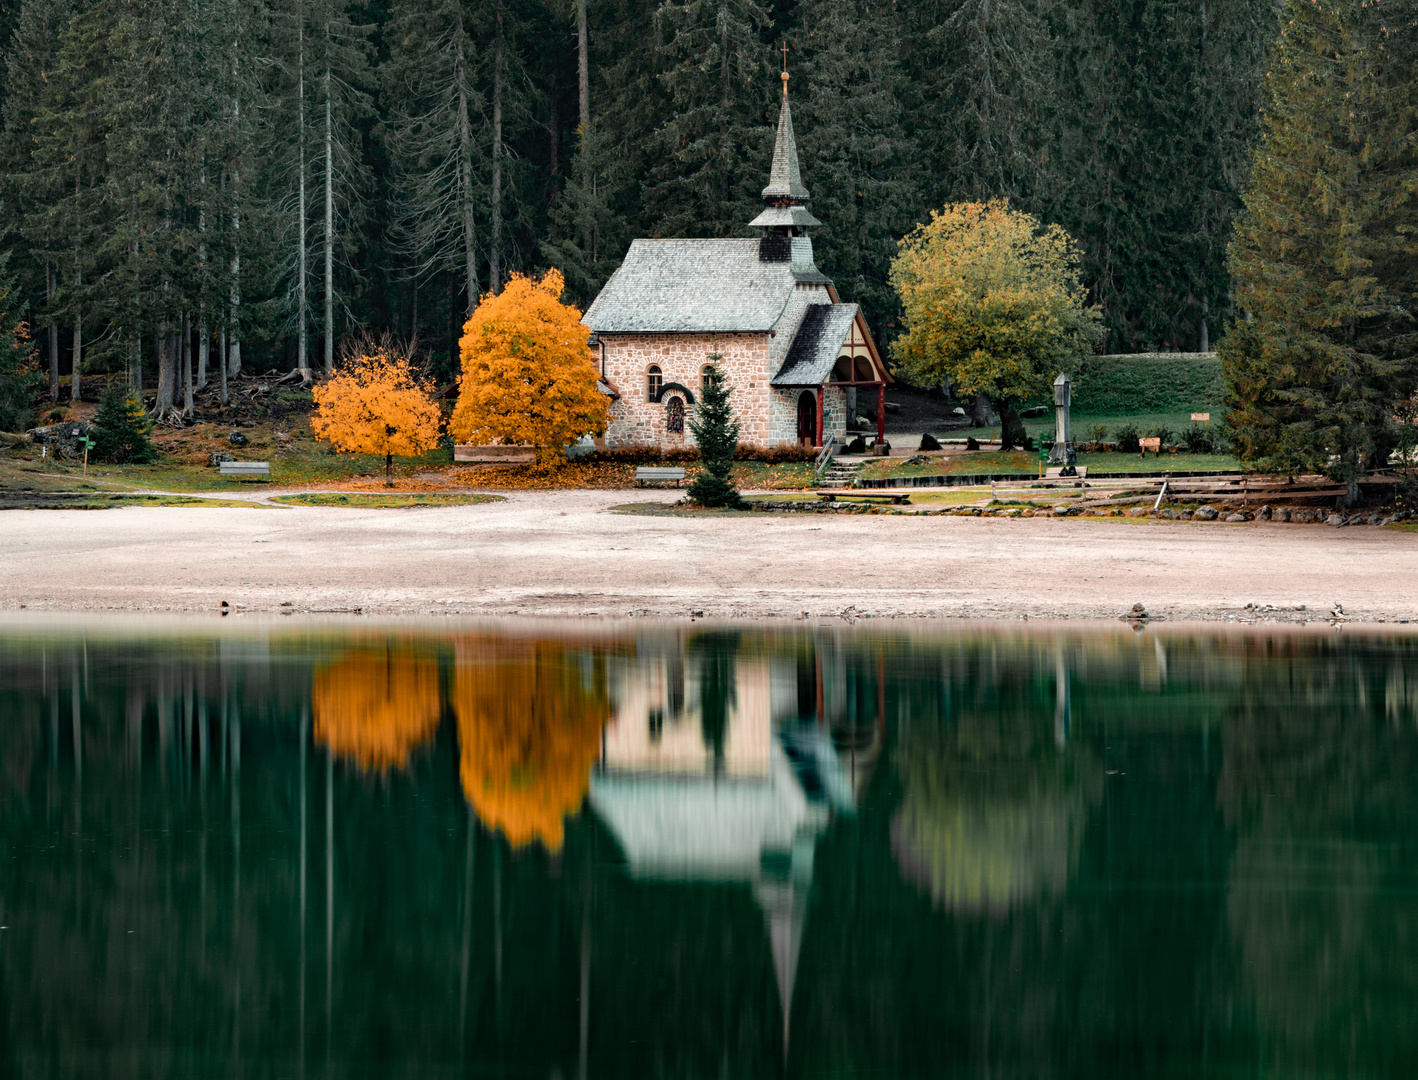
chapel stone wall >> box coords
[768,385,849,446]
[601,333,773,448]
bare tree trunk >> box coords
[219,326,228,406]
[182,311,194,417]
[578,0,590,136]
[71,272,82,403]
[323,84,334,373]
[490,16,503,295]
[154,324,176,415]
[577,0,592,259]
[198,311,209,389]
[718,17,729,207]
[298,9,308,373]
[228,36,243,381]
[457,35,477,318]
[46,264,58,403]
[549,73,558,183]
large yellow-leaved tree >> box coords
[450,269,608,465]
[311,348,442,485]
[890,201,1104,448]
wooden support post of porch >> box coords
[877,383,886,445]
[817,386,824,448]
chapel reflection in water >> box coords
[6,623,1418,1077]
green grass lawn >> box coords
[0,491,267,509]
[271,492,502,508]
[860,449,1240,481]
[961,411,1218,445]
[80,445,459,492]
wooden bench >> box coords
[219,461,270,481]
[635,466,686,487]
[818,491,910,505]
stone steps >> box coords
[821,459,865,488]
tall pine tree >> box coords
[795,0,918,335]
[1226,0,1418,501]
[643,0,773,237]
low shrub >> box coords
[587,445,699,465]
[736,443,817,463]
[1114,423,1141,453]
[1085,423,1109,442]
[1181,426,1214,453]
[584,443,817,466]
[1147,424,1175,446]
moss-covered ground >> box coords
[271,492,503,508]
[859,449,1240,481]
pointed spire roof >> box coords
[761,73,810,203]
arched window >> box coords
[701,365,715,396]
[666,396,685,434]
[647,365,663,400]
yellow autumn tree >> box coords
[452,636,609,851]
[310,348,442,486]
[312,646,442,770]
[890,200,1104,448]
[450,270,609,466]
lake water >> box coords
[3,618,1417,1079]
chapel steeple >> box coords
[750,60,821,261]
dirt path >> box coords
[0,489,1413,623]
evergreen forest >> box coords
[0,0,1280,407]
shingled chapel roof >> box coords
[583,239,800,333]
[771,303,859,386]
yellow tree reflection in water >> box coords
[453,638,610,852]
[892,714,1102,913]
[312,645,442,770]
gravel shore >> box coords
[0,488,1414,624]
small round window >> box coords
[666,396,685,434]
[647,365,663,400]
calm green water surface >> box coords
[3,618,1417,1079]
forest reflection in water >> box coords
[2,618,1418,1078]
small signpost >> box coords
[1138,437,1162,457]
[81,436,95,476]
[1191,412,1210,426]
[1039,439,1048,478]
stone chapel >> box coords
[582,71,891,451]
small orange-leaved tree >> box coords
[311,347,442,486]
[450,269,608,467]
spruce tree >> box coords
[540,119,628,305]
[796,0,919,335]
[2,0,71,404]
[0,256,42,432]
[899,0,1053,208]
[687,359,742,508]
[310,0,374,371]
[382,0,487,319]
[89,382,157,463]
[1044,0,1272,351]
[643,0,772,238]
[1226,0,1418,502]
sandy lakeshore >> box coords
[0,489,1414,623]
